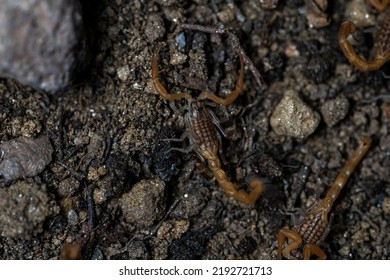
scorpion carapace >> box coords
[151,42,265,205]
[278,137,372,259]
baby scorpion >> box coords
[278,137,372,259]
[151,42,265,205]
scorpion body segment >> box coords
[186,100,220,157]
[151,41,264,205]
[278,137,372,259]
[338,4,390,71]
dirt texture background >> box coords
[0,0,389,260]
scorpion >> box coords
[151,42,265,205]
[338,0,390,71]
[278,137,372,259]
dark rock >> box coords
[256,153,283,181]
[170,189,209,219]
[127,241,150,260]
[0,135,53,185]
[151,127,182,182]
[236,236,257,255]
[0,0,84,91]
[169,226,218,259]
[304,52,335,83]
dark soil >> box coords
[0,0,389,259]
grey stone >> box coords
[0,0,84,91]
[0,135,53,184]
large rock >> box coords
[0,0,84,91]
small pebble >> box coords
[304,53,334,83]
[0,181,58,238]
[57,177,80,198]
[382,197,390,215]
[345,0,376,27]
[305,0,329,28]
[0,135,53,184]
[175,32,186,52]
[259,0,279,9]
[67,210,79,226]
[117,65,131,81]
[144,14,165,43]
[119,178,167,227]
[217,5,235,23]
[270,90,320,139]
[170,49,187,65]
[157,219,190,242]
[91,248,104,260]
[320,94,350,127]
[155,0,178,6]
[87,165,108,181]
[379,135,390,152]
[127,241,150,260]
[338,245,350,256]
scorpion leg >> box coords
[167,143,197,154]
[278,228,302,259]
[208,109,227,137]
[199,53,244,106]
[152,43,192,101]
[303,244,327,260]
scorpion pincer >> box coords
[338,1,390,71]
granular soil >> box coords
[0,0,389,259]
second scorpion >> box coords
[278,137,372,259]
[151,40,265,205]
